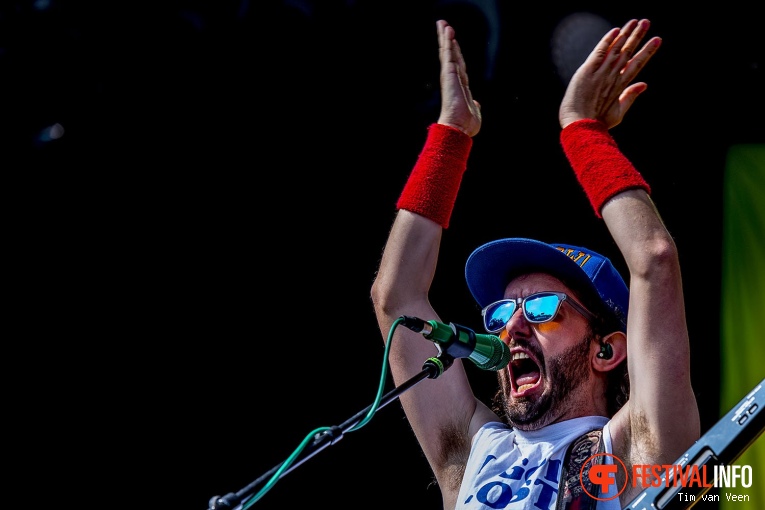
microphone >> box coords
[400,316,510,371]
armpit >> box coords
[436,422,472,493]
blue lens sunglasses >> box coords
[481,291,596,333]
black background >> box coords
[3,1,762,509]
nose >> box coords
[504,305,532,340]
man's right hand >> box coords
[436,20,482,137]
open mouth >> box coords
[510,350,542,395]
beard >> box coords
[499,331,594,431]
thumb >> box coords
[619,82,648,115]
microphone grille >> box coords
[474,336,510,371]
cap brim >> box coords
[465,238,599,308]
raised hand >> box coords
[559,19,662,129]
[436,20,482,137]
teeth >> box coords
[512,352,530,361]
[518,384,534,392]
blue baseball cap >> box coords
[465,238,628,331]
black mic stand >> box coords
[207,352,455,510]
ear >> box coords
[592,330,626,372]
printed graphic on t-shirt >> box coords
[461,454,561,509]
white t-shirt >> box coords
[455,417,621,510]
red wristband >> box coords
[560,119,650,218]
[396,123,472,229]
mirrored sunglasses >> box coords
[481,291,595,333]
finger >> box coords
[437,20,448,50]
[609,19,639,54]
[620,36,661,83]
[602,19,639,69]
[618,82,648,116]
[584,26,621,69]
[438,22,455,65]
[620,19,651,58]
[453,38,468,77]
[436,19,448,38]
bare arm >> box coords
[559,18,700,499]
[370,20,496,508]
